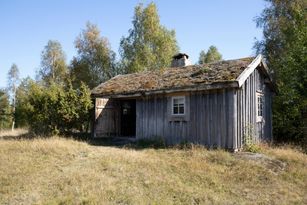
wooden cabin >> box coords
[91,54,275,150]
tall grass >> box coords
[0,135,306,204]
[0,128,28,137]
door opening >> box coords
[120,100,136,137]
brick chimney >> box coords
[171,53,192,67]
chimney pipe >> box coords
[171,53,192,67]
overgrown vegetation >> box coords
[243,124,261,153]
[16,82,92,135]
[0,89,12,130]
[0,136,306,204]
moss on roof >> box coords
[91,57,254,96]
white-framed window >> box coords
[172,96,185,115]
[256,92,264,122]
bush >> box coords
[242,124,261,153]
[19,81,93,135]
[0,89,12,130]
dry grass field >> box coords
[0,131,306,204]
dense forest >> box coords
[0,1,306,147]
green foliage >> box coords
[198,45,222,64]
[255,0,307,144]
[0,89,12,130]
[119,2,179,73]
[15,77,33,128]
[39,40,68,85]
[18,81,93,135]
[71,22,118,89]
[243,124,261,153]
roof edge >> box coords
[236,54,263,87]
[235,54,276,92]
[91,81,239,99]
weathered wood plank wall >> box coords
[136,89,236,149]
[235,68,273,148]
[94,98,121,137]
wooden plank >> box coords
[201,93,205,144]
[236,54,262,87]
[216,91,221,147]
[221,90,226,148]
[227,89,234,149]
[206,93,210,146]
[253,72,257,142]
[237,89,241,148]
[156,97,163,138]
[235,91,238,150]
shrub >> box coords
[19,81,93,135]
[243,124,261,153]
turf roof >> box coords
[91,57,255,97]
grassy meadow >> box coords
[0,130,306,204]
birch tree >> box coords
[71,22,117,89]
[119,2,179,73]
[39,40,67,85]
[198,46,222,64]
[7,63,19,130]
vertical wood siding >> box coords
[136,89,236,149]
[94,98,120,137]
[235,68,273,148]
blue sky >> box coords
[0,0,266,88]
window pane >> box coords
[173,98,179,105]
[173,106,178,114]
[257,95,263,117]
[179,105,184,114]
[178,98,184,104]
[173,97,185,115]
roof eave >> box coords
[91,81,239,99]
[236,54,276,92]
[236,54,263,87]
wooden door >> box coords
[120,100,136,137]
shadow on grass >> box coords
[0,131,167,150]
[0,132,38,140]
[0,131,211,150]
[87,137,168,150]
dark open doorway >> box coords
[120,100,136,137]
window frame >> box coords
[256,92,264,122]
[172,96,185,116]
